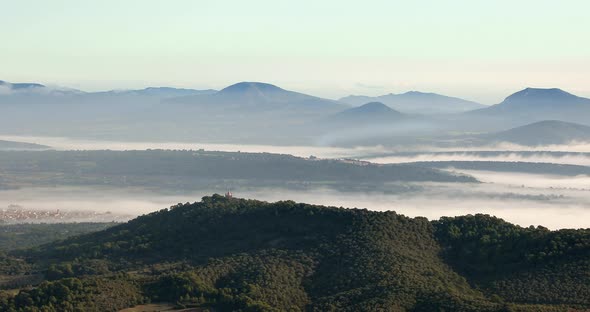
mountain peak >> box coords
[339,91,483,114]
[510,119,590,132]
[136,87,216,96]
[402,91,434,96]
[356,101,396,113]
[471,88,590,122]
[505,88,578,102]
[166,81,344,112]
[0,80,45,90]
[333,102,403,121]
[219,82,285,95]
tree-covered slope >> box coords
[2,196,589,311]
[435,215,590,306]
[0,223,115,252]
[0,150,476,192]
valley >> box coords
[3,2,590,310]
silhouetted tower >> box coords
[225,190,233,198]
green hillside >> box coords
[1,196,588,311]
[0,150,476,192]
[0,223,115,252]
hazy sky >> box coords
[2,0,589,103]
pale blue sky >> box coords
[2,0,589,103]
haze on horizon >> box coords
[2,0,590,104]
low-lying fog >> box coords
[2,173,589,229]
[365,152,590,167]
[450,170,590,189]
[0,135,380,159]
[1,135,589,229]
[4,135,590,165]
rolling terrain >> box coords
[483,120,590,146]
[339,91,484,114]
[4,79,590,146]
[4,3,589,312]
[0,140,48,151]
[0,150,476,193]
[166,81,344,113]
[466,88,590,127]
[327,102,404,122]
[0,196,587,311]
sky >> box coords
[2,0,589,104]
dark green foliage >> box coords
[45,259,111,280]
[0,276,144,311]
[0,149,475,192]
[2,197,589,311]
[146,251,313,311]
[434,214,590,306]
[0,223,115,252]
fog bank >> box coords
[3,135,590,162]
[2,182,589,229]
[365,152,590,167]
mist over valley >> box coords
[2,2,590,309]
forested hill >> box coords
[2,196,588,311]
[0,150,476,192]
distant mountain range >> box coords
[0,79,215,99]
[0,80,350,143]
[0,79,343,116]
[90,86,216,98]
[166,81,344,113]
[3,79,590,145]
[339,91,484,114]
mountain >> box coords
[487,88,589,111]
[167,81,345,112]
[328,101,404,123]
[0,81,216,106]
[469,88,590,124]
[0,80,46,91]
[337,101,403,116]
[0,140,49,150]
[339,91,484,114]
[4,196,588,311]
[317,102,442,146]
[484,120,590,145]
[90,86,216,98]
[0,79,214,99]
[0,80,82,97]
[0,80,347,144]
